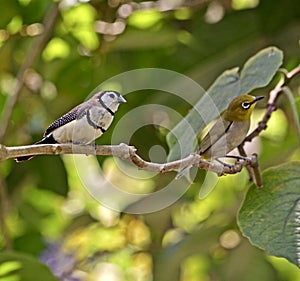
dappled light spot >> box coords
[26,23,44,37]
[94,20,126,36]
[24,69,43,92]
[204,1,225,24]
[128,9,163,29]
[0,29,9,43]
[7,15,23,34]
[41,81,57,100]
[219,229,241,249]
[174,7,192,21]
[232,0,259,10]
[42,37,70,61]
[162,228,185,247]
[118,4,133,18]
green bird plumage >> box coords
[199,94,264,159]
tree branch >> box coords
[0,143,258,177]
[0,66,298,192]
[242,64,300,144]
[236,64,300,186]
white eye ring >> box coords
[242,102,251,109]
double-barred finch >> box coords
[15,90,126,162]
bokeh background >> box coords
[0,0,300,280]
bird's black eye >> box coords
[109,93,115,99]
[242,102,251,109]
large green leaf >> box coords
[34,156,69,196]
[7,156,68,197]
[167,46,283,161]
[238,162,300,267]
[167,67,240,161]
[0,252,58,281]
[240,46,283,93]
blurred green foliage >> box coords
[0,0,300,280]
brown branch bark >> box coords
[0,143,258,177]
[242,64,300,144]
[236,64,300,186]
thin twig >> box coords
[249,154,263,188]
[242,64,300,144]
[237,64,300,186]
[238,145,254,182]
[0,3,59,142]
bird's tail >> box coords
[15,135,56,162]
[15,155,34,162]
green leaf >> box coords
[8,156,68,197]
[33,156,69,196]
[166,46,283,161]
[0,252,58,281]
[238,162,300,267]
[282,86,300,144]
[167,67,240,161]
[240,46,283,93]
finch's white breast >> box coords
[52,105,114,144]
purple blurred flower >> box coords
[40,242,81,281]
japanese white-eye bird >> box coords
[198,94,264,159]
[15,90,126,162]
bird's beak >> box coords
[251,96,264,104]
[118,95,127,104]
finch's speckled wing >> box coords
[44,104,84,136]
[199,117,232,157]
